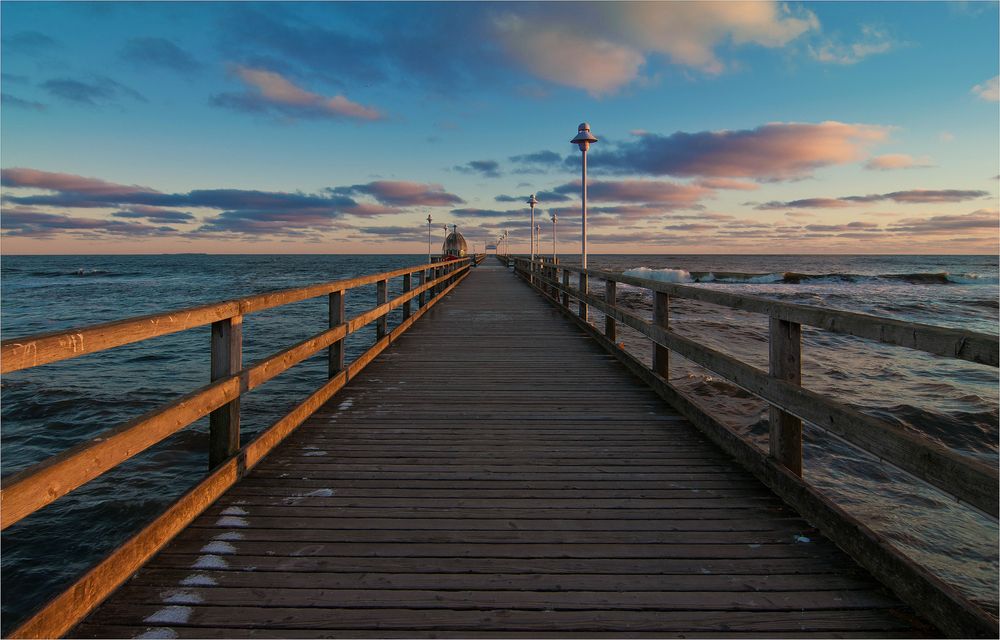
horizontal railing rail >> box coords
[3,258,471,639]
[509,255,998,638]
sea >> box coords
[1,253,998,631]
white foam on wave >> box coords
[948,273,999,285]
[623,267,693,284]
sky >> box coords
[1,1,998,255]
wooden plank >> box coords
[78,606,915,632]
[209,315,242,469]
[768,318,802,475]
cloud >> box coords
[601,121,889,180]
[695,178,759,191]
[804,221,880,232]
[809,25,893,65]
[1,93,46,111]
[332,181,464,207]
[1,209,178,239]
[454,160,501,178]
[1,31,59,55]
[494,15,645,96]
[550,179,711,209]
[494,194,524,203]
[111,206,195,224]
[864,154,932,171]
[1,168,158,196]
[757,189,990,209]
[195,208,345,237]
[41,76,146,105]
[887,209,999,235]
[972,75,999,102]
[493,2,817,93]
[755,197,856,210]
[211,66,383,121]
[450,208,518,218]
[120,37,201,72]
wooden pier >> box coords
[2,256,997,638]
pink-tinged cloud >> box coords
[804,221,880,232]
[493,3,817,92]
[213,66,383,121]
[551,179,711,209]
[1,167,158,196]
[333,181,464,207]
[603,121,889,180]
[809,26,893,65]
[864,154,931,171]
[972,75,999,102]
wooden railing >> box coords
[509,255,999,638]
[1,258,471,638]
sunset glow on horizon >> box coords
[1,1,998,255]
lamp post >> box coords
[426,214,433,263]
[551,213,557,261]
[527,194,538,266]
[570,122,598,269]
[571,122,598,321]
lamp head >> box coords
[426,214,432,223]
[571,122,598,151]
[527,194,538,207]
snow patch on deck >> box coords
[144,606,192,624]
[200,540,236,554]
[192,555,228,569]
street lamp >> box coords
[551,213,557,261]
[426,214,433,263]
[527,194,538,265]
[571,122,598,321]
[570,122,598,270]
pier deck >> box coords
[69,262,930,638]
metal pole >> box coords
[552,216,557,260]
[529,204,535,264]
[581,147,588,270]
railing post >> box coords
[562,269,569,308]
[653,291,669,379]
[209,315,242,469]
[578,272,588,321]
[417,270,425,308]
[769,317,803,476]
[376,279,387,340]
[605,279,617,342]
[402,273,412,320]
[328,291,345,377]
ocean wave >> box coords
[29,269,119,278]
[623,268,999,286]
